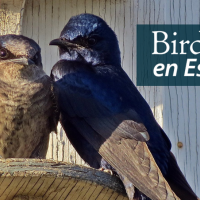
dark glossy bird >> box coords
[49,14,198,200]
[0,34,58,158]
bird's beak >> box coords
[49,38,79,48]
[12,57,35,66]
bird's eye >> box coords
[0,48,9,59]
[88,37,97,46]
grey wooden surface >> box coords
[0,0,199,197]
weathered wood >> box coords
[0,0,199,197]
[0,159,127,200]
[0,0,26,35]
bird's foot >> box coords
[99,167,114,175]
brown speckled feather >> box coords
[0,63,56,158]
[0,34,58,158]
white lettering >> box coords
[165,63,178,76]
[152,31,170,55]
[153,63,165,77]
[184,59,197,76]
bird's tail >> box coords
[165,152,199,200]
[119,173,152,200]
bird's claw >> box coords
[99,167,113,175]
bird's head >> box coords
[0,34,42,68]
[50,13,121,67]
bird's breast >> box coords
[0,75,54,158]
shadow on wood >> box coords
[0,159,128,200]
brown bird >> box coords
[0,34,58,158]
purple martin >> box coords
[49,14,198,200]
[0,34,58,158]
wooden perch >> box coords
[0,159,128,200]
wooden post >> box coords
[0,0,26,35]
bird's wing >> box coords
[52,64,179,200]
[69,117,179,200]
